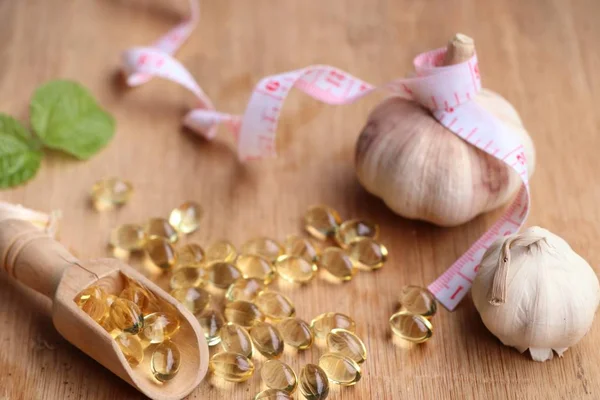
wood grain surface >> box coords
[1,0,599,399]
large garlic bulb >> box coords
[355,35,535,227]
[471,226,600,362]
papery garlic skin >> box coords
[471,227,600,362]
[355,89,535,227]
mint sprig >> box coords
[0,80,115,187]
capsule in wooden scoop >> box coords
[255,291,296,320]
[250,321,285,359]
[334,219,379,248]
[236,254,276,284]
[151,341,181,382]
[326,328,367,364]
[318,247,356,280]
[299,364,330,400]
[114,332,144,366]
[310,312,356,338]
[139,312,181,347]
[120,283,160,314]
[261,359,298,393]
[304,205,342,241]
[389,311,433,343]
[109,298,144,334]
[398,285,437,317]
[170,287,211,314]
[318,352,362,386]
[75,286,109,323]
[220,322,253,358]
[209,352,255,382]
[169,201,203,234]
[241,237,284,263]
[276,317,314,350]
[275,255,317,283]
[196,309,225,346]
[346,237,388,271]
[145,237,177,270]
[224,300,265,328]
[226,277,265,302]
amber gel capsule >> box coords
[169,266,207,290]
[209,352,255,382]
[110,298,144,334]
[310,312,356,338]
[299,364,329,400]
[283,235,320,263]
[261,359,297,393]
[389,311,433,343]
[170,287,211,314]
[90,177,133,210]
[346,238,388,271]
[145,237,177,270]
[206,261,242,289]
[226,277,265,302]
[224,300,265,328]
[241,237,283,263]
[250,321,285,359]
[398,285,437,317]
[176,243,205,266]
[275,255,317,283]
[334,219,379,247]
[304,205,342,241]
[110,224,146,251]
[255,291,296,320]
[169,201,203,234]
[277,317,314,350]
[205,240,237,263]
[318,352,361,386]
[120,284,160,314]
[151,341,181,382]
[326,328,367,364]
[115,333,144,366]
[75,286,108,323]
[253,389,292,400]
[197,309,225,346]
[220,322,253,358]
[318,247,356,281]
[145,217,179,243]
[236,254,276,284]
[139,312,181,347]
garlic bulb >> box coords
[471,226,600,362]
[354,34,535,227]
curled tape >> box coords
[121,0,530,310]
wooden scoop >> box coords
[0,218,209,400]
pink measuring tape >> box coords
[121,1,530,311]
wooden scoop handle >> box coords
[0,219,78,299]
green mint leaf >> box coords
[0,114,43,188]
[30,80,115,160]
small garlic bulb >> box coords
[354,34,535,227]
[471,227,600,362]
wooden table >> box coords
[2,0,599,399]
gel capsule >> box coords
[99,294,119,333]
[145,217,179,243]
[276,317,314,350]
[261,359,297,393]
[120,284,160,314]
[389,311,433,343]
[310,312,355,339]
[318,247,356,281]
[205,261,242,289]
[115,332,144,366]
[170,287,211,314]
[255,291,296,320]
[145,237,177,270]
[220,322,253,358]
[250,321,284,359]
[346,238,388,271]
[139,312,181,347]
[254,389,293,400]
[196,309,225,346]
[398,285,437,317]
[318,352,361,386]
[236,254,276,284]
[110,224,146,251]
[224,300,265,328]
[209,352,255,382]
[241,237,283,263]
[176,243,205,266]
[110,298,144,334]
[169,201,203,234]
[151,341,181,382]
[275,255,317,283]
[205,240,237,263]
[299,364,329,400]
[170,266,207,290]
[327,328,367,364]
[334,219,378,248]
[283,235,320,262]
[225,278,265,302]
[75,286,108,323]
[90,177,133,211]
[304,205,341,241]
